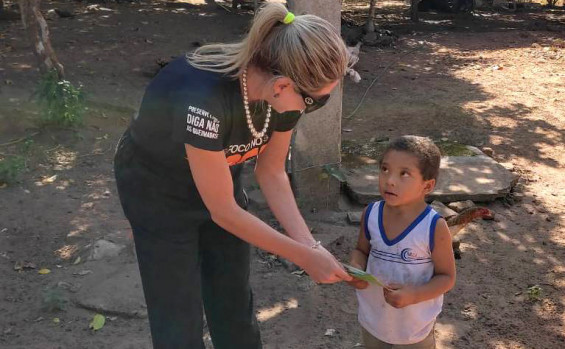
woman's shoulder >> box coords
[152,55,235,91]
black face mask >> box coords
[299,91,331,114]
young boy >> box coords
[349,136,456,349]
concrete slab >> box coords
[345,155,519,205]
[347,211,362,225]
[74,263,147,318]
[430,201,457,218]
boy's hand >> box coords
[347,278,369,290]
[383,283,417,308]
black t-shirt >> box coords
[123,56,301,202]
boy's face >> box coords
[379,150,435,207]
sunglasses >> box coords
[298,90,331,114]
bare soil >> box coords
[1,1,564,348]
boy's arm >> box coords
[350,207,371,270]
[348,207,371,289]
[384,218,456,307]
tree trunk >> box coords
[18,0,64,79]
[410,0,419,22]
[364,0,377,33]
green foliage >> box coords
[527,285,542,302]
[0,155,25,185]
[41,288,69,312]
[36,70,85,127]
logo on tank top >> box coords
[400,248,427,262]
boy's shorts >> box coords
[361,326,436,349]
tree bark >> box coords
[364,0,377,33]
[18,0,64,79]
[410,0,419,22]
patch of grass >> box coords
[0,155,26,185]
[436,141,477,157]
[342,139,476,168]
[527,285,542,302]
[35,70,86,127]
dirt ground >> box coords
[1,0,564,348]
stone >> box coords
[430,201,457,218]
[74,263,147,318]
[246,188,268,210]
[89,239,125,261]
[481,147,495,157]
[447,200,476,212]
[499,162,515,172]
[279,258,300,273]
[345,155,518,204]
[347,211,363,225]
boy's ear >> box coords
[423,179,436,195]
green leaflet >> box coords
[89,314,105,331]
[342,263,389,289]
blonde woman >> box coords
[114,3,353,348]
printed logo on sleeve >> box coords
[186,106,220,139]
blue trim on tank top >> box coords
[429,213,441,252]
[378,201,433,246]
[364,202,376,241]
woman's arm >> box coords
[185,144,352,284]
[254,130,314,246]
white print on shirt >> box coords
[224,135,270,166]
[226,135,269,156]
[186,105,220,140]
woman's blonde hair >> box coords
[187,2,351,92]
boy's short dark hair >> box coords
[380,136,441,181]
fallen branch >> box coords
[0,132,40,147]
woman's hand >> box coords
[346,278,369,290]
[383,283,417,308]
[299,246,353,284]
[344,261,369,289]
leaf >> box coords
[324,328,337,336]
[72,256,81,265]
[14,261,36,271]
[38,268,51,275]
[53,317,60,324]
[89,314,105,331]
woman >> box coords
[114,3,353,348]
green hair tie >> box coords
[283,12,295,24]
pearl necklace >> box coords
[242,68,271,139]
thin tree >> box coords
[364,0,377,33]
[18,0,64,79]
[410,0,419,22]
